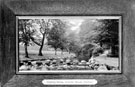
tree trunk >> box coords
[110,45,115,56]
[100,42,102,47]
[24,43,29,58]
[38,33,45,56]
[67,49,70,54]
[38,45,43,56]
[61,50,63,55]
[55,49,57,55]
[69,51,70,54]
[110,39,116,56]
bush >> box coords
[77,43,95,61]
[92,46,104,57]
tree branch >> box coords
[30,36,41,46]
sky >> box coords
[66,19,84,31]
[26,18,100,39]
[64,19,100,35]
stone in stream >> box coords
[41,66,48,71]
[19,65,29,71]
[57,65,65,70]
[66,59,71,63]
[78,62,86,66]
[88,57,96,64]
[105,64,116,70]
[19,60,33,71]
[36,61,43,66]
[19,62,24,67]
[48,65,57,70]
[81,60,87,65]
[78,62,83,66]
[85,66,92,70]
[97,64,108,71]
[70,65,78,70]
[94,65,99,70]
[62,64,71,70]
[65,59,72,65]
[27,61,32,66]
[59,59,64,64]
[86,62,91,65]
[31,61,37,66]
[35,65,43,70]
[44,59,51,66]
[72,59,79,65]
[30,66,38,71]
[51,60,57,65]
[77,65,86,70]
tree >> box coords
[19,19,35,58]
[64,29,81,54]
[92,19,119,56]
[65,40,78,54]
[47,27,60,55]
[38,19,51,56]
[79,19,101,44]
[58,39,67,55]
[30,19,51,56]
[77,43,95,61]
[47,19,66,55]
[66,41,74,54]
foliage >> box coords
[79,19,119,57]
[19,19,36,57]
[19,19,35,45]
[28,19,52,56]
[92,46,104,57]
[77,43,95,61]
[92,19,119,56]
[47,19,67,55]
[92,19,118,46]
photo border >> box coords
[16,15,123,75]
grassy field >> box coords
[19,50,75,60]
[19,45,75,60]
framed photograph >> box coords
[16,16,122,74]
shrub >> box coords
[77,43,95,61]
[92,46,104,57]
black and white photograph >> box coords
[2,0,135,86]
[16,16,122,73]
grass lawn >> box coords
[19,50,75,61]
[19,45,75,60]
